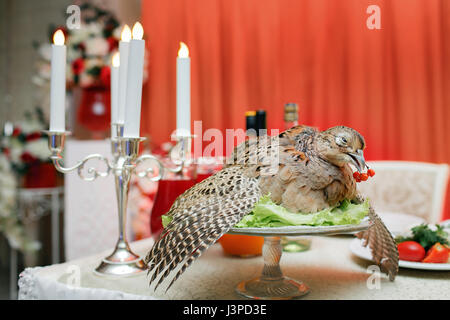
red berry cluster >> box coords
[353,169,375,183]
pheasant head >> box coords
[316,126,367,172]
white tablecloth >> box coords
[18,236,450,300]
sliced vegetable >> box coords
[395,224,449,251]
[422,243,449,263]
[397,241,426,262]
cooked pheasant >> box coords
[145,125,399,290]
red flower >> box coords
[2,147,10,157]
[12,127,21,137]
[106,37,118,52]
[78,42,86,52]
[72,58,85,75]
[25,132,42,142]
[100,66,111,87]
[21,152,37,164]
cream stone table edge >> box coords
[17,221,370,300]
[17,233,450,300]
[228,219,371,300]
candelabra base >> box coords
[94,241,146,277]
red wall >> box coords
[141,0,450,220]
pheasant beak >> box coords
[348,149,367,173]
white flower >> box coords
[68,24,91,44]
[18,119,44,134]
[0,154,16,217]
[84,37,109,57]
[9,143,24,164]
[112,26,122,39]
[38,44,52,61]
[85,23,103,37]
[23,139,51,161]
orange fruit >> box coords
[218,234,264,256]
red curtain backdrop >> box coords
[141,0,450,219]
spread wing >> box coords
[144,165,261,291]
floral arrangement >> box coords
[1,108,51,178]
[0,153,41,252]
[33,2,121,89]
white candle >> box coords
[176,42,191,136]
[110,52,120,138]
[117,25,131,125]
[49,30,66,132]
[123,22,145,138]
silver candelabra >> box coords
[44,124,192,276]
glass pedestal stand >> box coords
[236,236,310,299]
[229,221,371,300]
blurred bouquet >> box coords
[32,2,149,138]
[0,153,41,253]
[33,2,121,90]
[0,108,57,188]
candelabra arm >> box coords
[45,130,111,181]
[134,154,166,181]
[50,153,112,181]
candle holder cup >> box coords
[43,126,193,277]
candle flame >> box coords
[132,22,144,40]
[121,25,131,42]
[178,42,189,58]
[112,52,120,67]
[53,30,65,46]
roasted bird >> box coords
[145,125,399,290]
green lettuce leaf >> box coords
[235,195,369,228]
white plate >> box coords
[229,218,371,236]
[350,238,450,271]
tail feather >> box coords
[356,204,399,281]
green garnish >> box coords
[234,195,369,228]
[161,195,370,229]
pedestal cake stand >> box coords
[228,219,371,300]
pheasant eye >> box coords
[336,136,348,146]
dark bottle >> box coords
[245,110,257,139]
[255,110,267,136]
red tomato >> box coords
[422,243,449,263]
[367,169,375,177]
[397,241,426,262]
[360,173,368,181]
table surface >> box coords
[19,235,450,300]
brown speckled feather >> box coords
[355,198,399,281]
[144,165,261,291]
